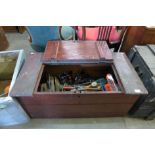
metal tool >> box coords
[47,74,55,92]
[41,83,48,92]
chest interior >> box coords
[36,63,123,94]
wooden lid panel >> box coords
[42,41,113,64]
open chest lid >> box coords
[42,41,113,64]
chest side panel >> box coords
[17,94,139,118]
[10,52,42,97]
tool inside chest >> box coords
[37,63,121,93]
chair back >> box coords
[97,26,112,41]
[58,26,76,40]
[26,26,60,52]
[78,26,112,42]
[77,26,128,52]
[26,26,77,52]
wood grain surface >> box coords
[10,52,42,96]
[17,94,139,118]
[42,41,113,63]
[121,26,155,53]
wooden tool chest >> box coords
[10,41,147,118]
[128,44,155,119]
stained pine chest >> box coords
[10,41,147,118]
